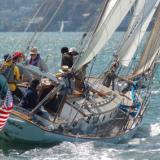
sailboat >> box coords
[0,0,159,143]
[59,20,64,32]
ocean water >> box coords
[0,32,160,160]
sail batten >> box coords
[73,0,137,71]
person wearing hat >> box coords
[1,54,23,99]
[28,47,48,72]
[12,51,25,64]
[68,47,79,56]
[19,79,40,111]
[12,51,32,82]
[67,47,85,92]
[68,47,79,66]
[61,47,73,68]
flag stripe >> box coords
[0,109,11,114]
[0,89,13,131]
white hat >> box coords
[30,47,38,55]
[59,65,69,73]
[69,47,76,53]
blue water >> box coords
[0,32,160,160]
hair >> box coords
[30,79,40,88]
[4,54,12,61]
[61,47,69,54]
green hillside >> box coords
[0,0,104,31]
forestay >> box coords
[132,3,160,77]
[118,0,160,67]
[73,0,137,71]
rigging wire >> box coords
[114,0,146,76]
[14,0,48,52]
[126,0,160,78]
[80,1,130,84]
[116,1,139,55]
[29,0,64,48]
[135,4,160,83]
[91,0,159,107]
[85,0,128,85]
[73,0,110,70]
[86,57,96,83]
[136,19,160,106]
[24,0,54,51]
[132,11,160,110]
[24,0,49,33]
[124,0,147,76]
[16,0,64,56]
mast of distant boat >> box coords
[60,20,64,32]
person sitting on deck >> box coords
[27,47,48,72]
[1,54,23,99]
[19,79,40,111]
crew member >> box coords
[28,47,48,72]
[1,54,23,99]
[61,47,73,68]
[19,79,40,111]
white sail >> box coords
[131,3,160,77]
[97,0,118,30]
[60,21,64,32]
[119,0,160,67]
[133,48,160,76]
[124,0,146,40]
[117,0,145,48]
[73,0,136,71]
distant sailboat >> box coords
[59,20,64,32]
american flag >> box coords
[0,89,13,130]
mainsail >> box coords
[125,0,146,38]
[118,0,160,67]
[131,3,160,77]
[73,0,137,71]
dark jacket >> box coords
[19,87,38,110]
[61,52,73,68]
[0,74,8,99]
